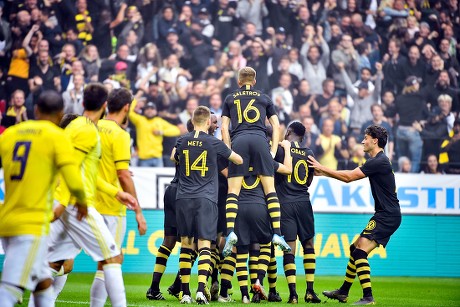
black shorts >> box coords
[235,202,272,246]
[164,184,178,237]
[176,198,218,241]
[228,134,274,177]
[281,201,315,243]
[360,212,402,247]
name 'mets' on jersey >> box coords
[174,131,233,204]
[222,84,276,138]
[275,141,315,204]
[0,121,81,237]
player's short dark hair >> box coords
[36,90,64,114]
[107,88,132,113]
[60,113,79,128]
[192,106,210,125]
[186,119,194,132]
[83,83,108,111]
[364,125,388,148]
[288,121,306,138]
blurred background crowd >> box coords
[0,0,459,173]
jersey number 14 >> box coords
[183,149,209,177]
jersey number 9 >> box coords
[11,141,32,181]
[234,99,261,124]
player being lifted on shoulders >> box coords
[221,66,290,256]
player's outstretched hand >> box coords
[75,203,88,221]
[116,191,138,210]
[136,212,147,236]
[307,155,324,176]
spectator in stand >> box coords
[62,73,85,114]
[159,28,185,60]
[269,56,299,90]
[28,49,61,102]
[382,38,406,95]
[346,143,367,170]
[425,55,446,87]
[340,61,382,136]
[265,0,297,37]
[287,48,303,81]
[292,79,316,120]
[272,72,294,118]
[154,5,177,48]
[211,0,240,50]
[397,156,412,173]
[119,5,144,46]
[391,76,429,173]
[93,4,127,59]
[183,31,212,80]
[266,26,292,74]
[74,0,93,45]
[237,0,268,37]
[422,70,459,113]
[414,94,455,161]
[246,38,271,92]
[319,98,349,138]
[361,104,395,162]
[315,117,342,170]
[227,40,247,70]
[79,44,100,82]
[179,96,199,126]
[331,34,359,97]
[439,38,460,78]
[3,89,27,127]
[129,99,181,167]
[439,118,460,174]
[421,154,444,174]
[135,43,162,89]
[0,2,12,72]
[381,89,397,126]
[237,21,259,58]
[291,5,313,50]
[65,28,84,56]
[402,45,426,84]
[300,25,330,95]
[314,78,336,122]
[301,115,319,154]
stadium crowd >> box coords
[0,0,459,173]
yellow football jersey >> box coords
[95,119,131,216]
[0,120,75,236]
[54,116,101,207]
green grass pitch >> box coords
[21,273,460,306]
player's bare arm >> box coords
[307,155,366,183]
[268,115,280,157]
[276,140,293,175]
[118,169,147,235]
[221,116,231,148]
[228,151,243,165]
[60,163,88,220]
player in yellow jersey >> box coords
[0,90,87,307]
[90,88,148,306]
[46,83,136,307]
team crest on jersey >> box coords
[365,220,376,231]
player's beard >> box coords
[122,115,128,125]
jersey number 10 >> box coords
[11,141,32,181]
[287,159,309,185]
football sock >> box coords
[248,248,259,286]
[268,245,278,293]
[340,244,357,294]
[266,192,282,236]
[257,243,271,283]
[225,193,239,234]
[197,247,212,293]
[0,283,23,307]
[90,270,107,307]
[236,252,249,298]
[283,253,297,296]
[179,247,193,296]
[219,252,236,297]
[353,248,373,298]
[303,247,316,291]
[208,247,219,282]
[102,263,126,307]
[33,286,54,307]
[150,244,172,290]
[52,274,68,300]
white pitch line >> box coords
[54,299,155,307]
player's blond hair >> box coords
[238,67,257,84]
[192,106,211,125]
